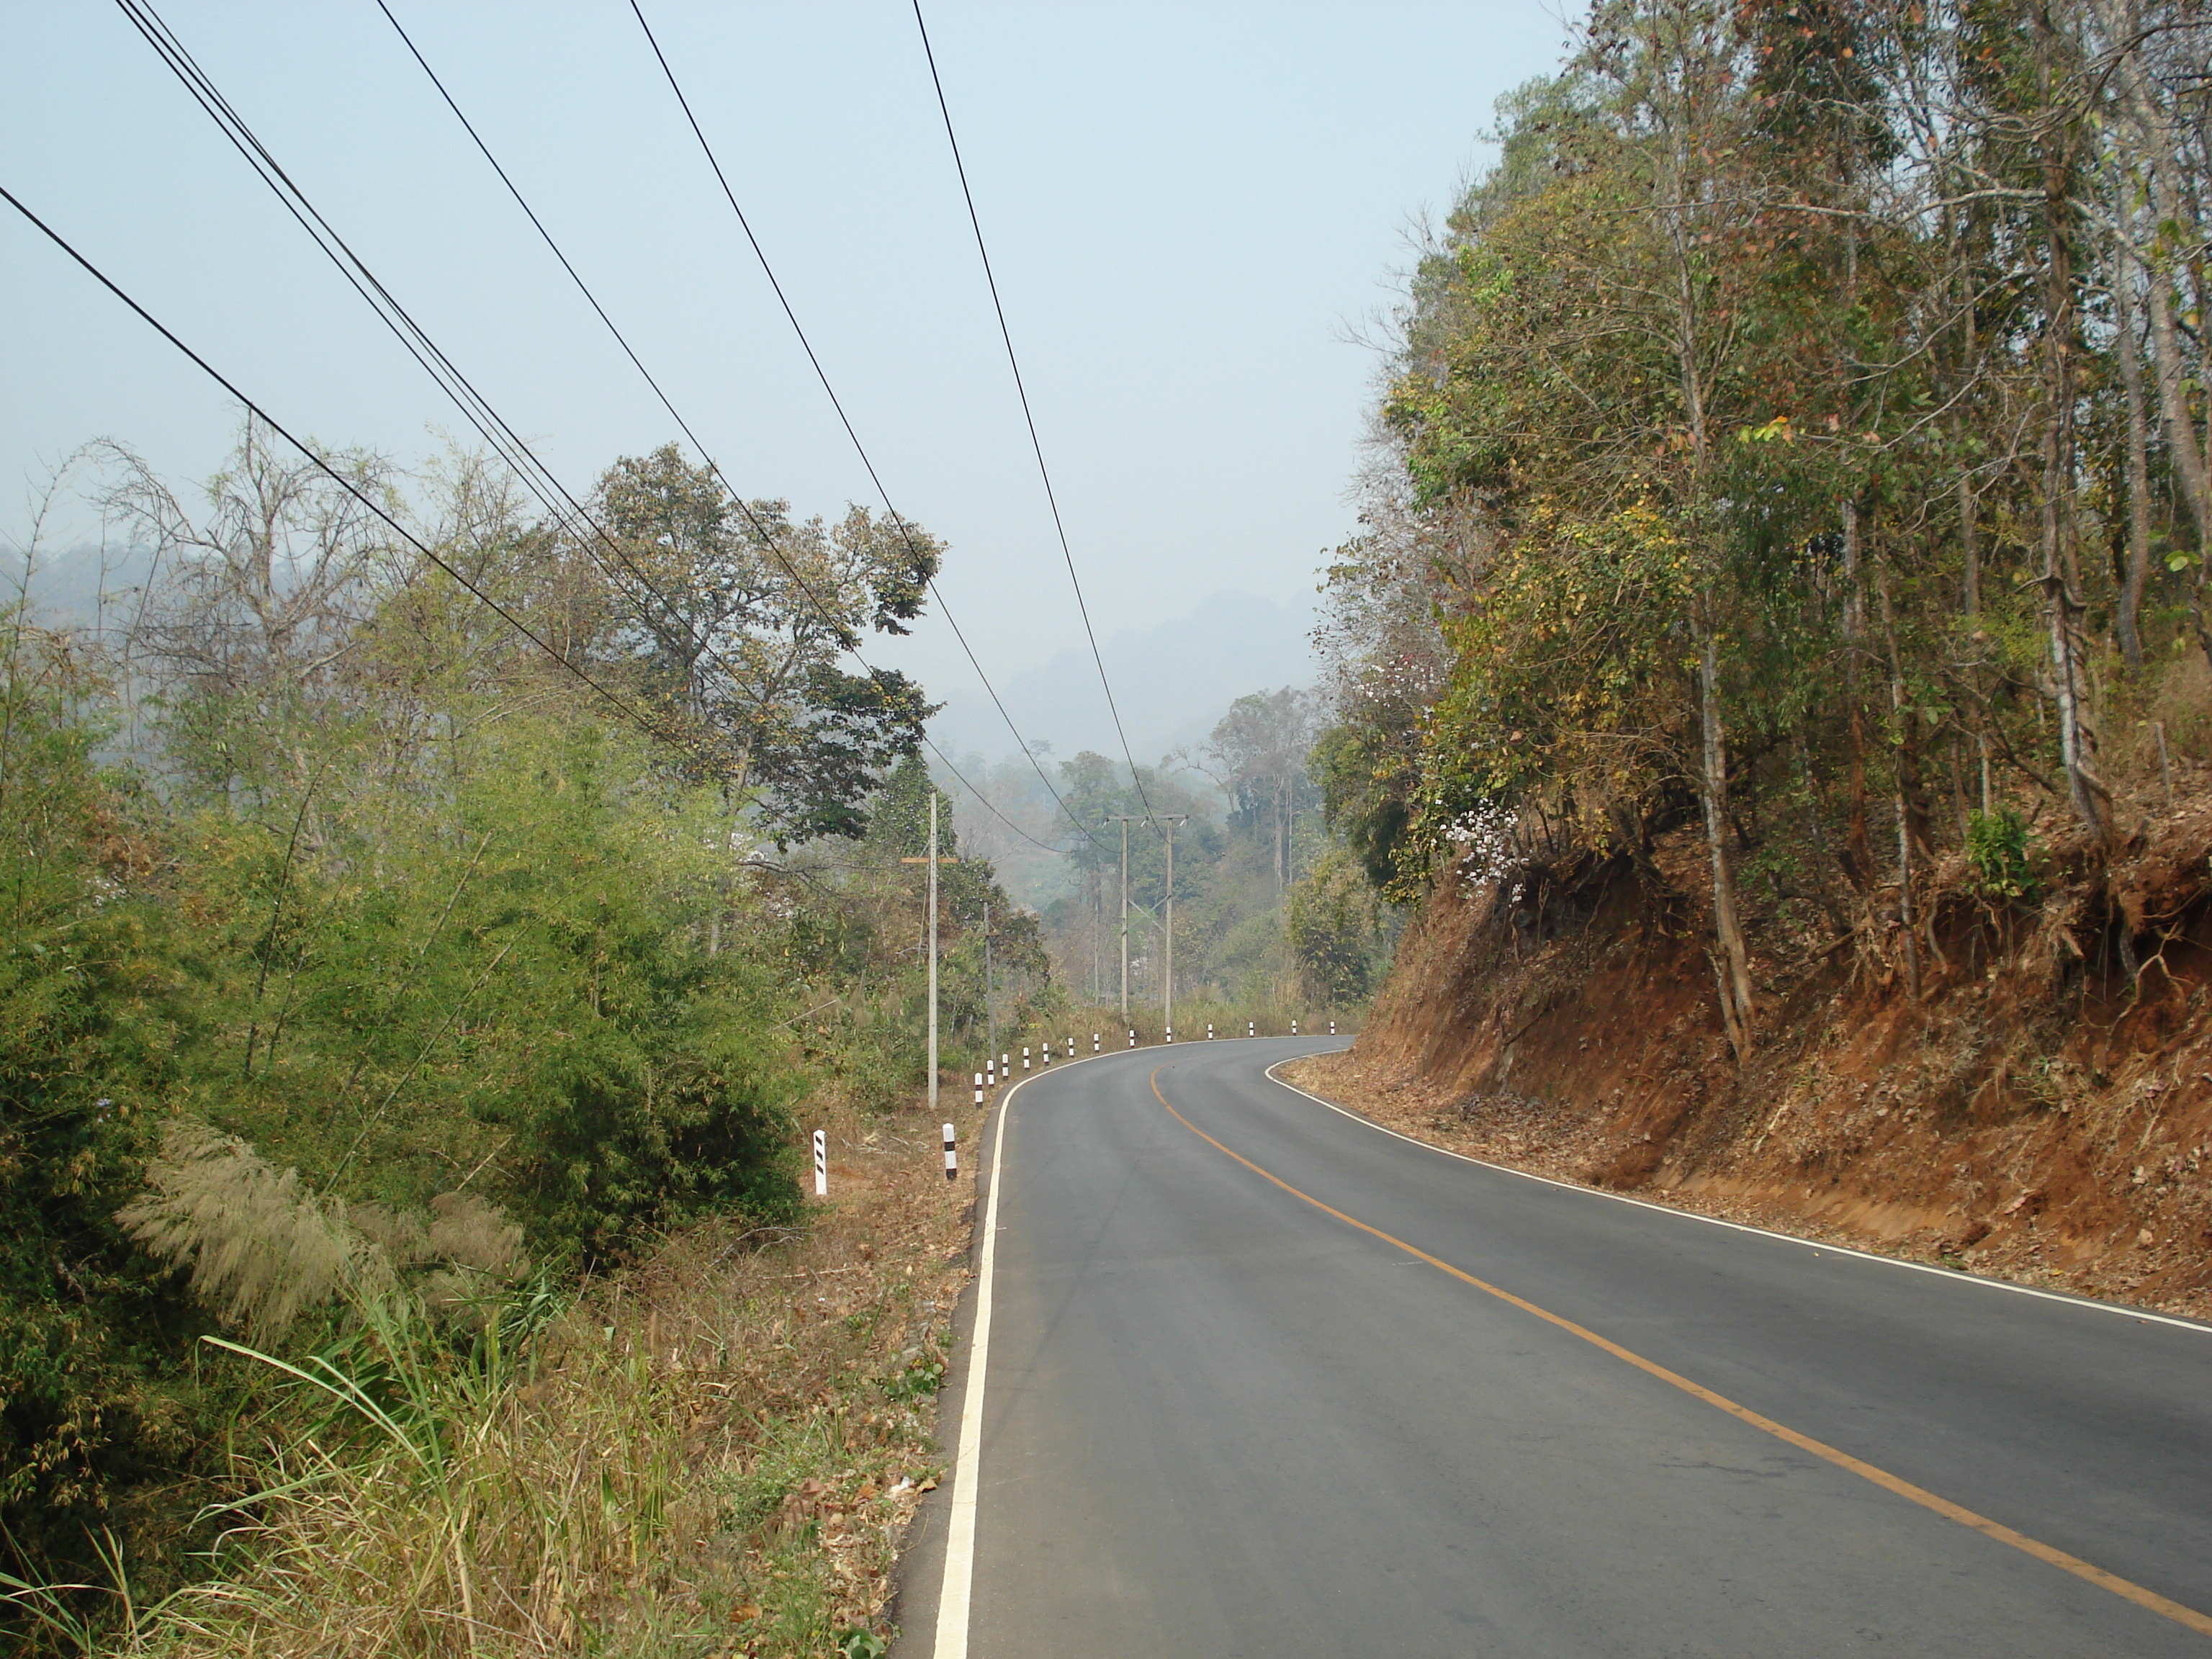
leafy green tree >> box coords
[592,444,940,842]
[1287,848,1395,1005]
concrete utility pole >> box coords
[899,799,960,1115]
[1104,815,1141,1018]
[983,898,994,1066]
[927,793,938,1112]
[1160,814,1189,1038]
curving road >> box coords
[895,1038,2212,1658]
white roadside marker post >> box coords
[1208,1023,1214,1040]
[1022,1046,1030,1071]
[943,1123,958,1182]
[1093,1033,1100,1053]
[1001,1051,1010,1078]
[1248,1020,1256,1038]
[1292,1019,1299,1035]
[1166,1025,1174,1043]
[986,1055,996,1087]
[974,1072,983,1107]
[813,1129,827,1197]
[1329,1020,1337,1036]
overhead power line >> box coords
[110,0,778,729]
[909,1,1164,837]
[368,0,1061,858]
[0,180,681,752]
[5,169,1054,871]
[118,0,1045,858]
[626,0,1118,858]
[117,0,1089,863]
[116,4,1033,876]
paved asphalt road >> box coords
[895,1038,2212,1658]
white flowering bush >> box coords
[1443,801,1525,903]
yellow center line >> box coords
[1147,1066,2212,1642]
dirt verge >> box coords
[1289,773,2212,1324]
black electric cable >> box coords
[114,0,785,729]
[627,0,1116,858]
[0,179,687,752]
[7,174,1054,874]
[122,0,1071,871]
[369,1,1062,859]
[909,1,1164,836]
[122,0,1079,859]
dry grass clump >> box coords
[101,1094,980,1659]
[117,1124,385,1340]
[426,1193,526,1281]
[119,1123,537,1342]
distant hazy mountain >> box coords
[7,541,156,627]
[927,589,1315,764]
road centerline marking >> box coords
[1148,1066,2212,1642]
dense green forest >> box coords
[0,425,1047,1629]
[1316,0,2212,1059]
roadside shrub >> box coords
[1965,806,2038,903]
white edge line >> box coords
[930,1041,1134,1658]
[1262,1058,2212,1336]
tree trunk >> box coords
[1956,260,1982,619]
[1696,620,1754,1061]
[1958,446,1982,622]
[1876,565,1920,997]
[2113,17,2212,666]
[2115,223,2153,671]
[1840,500,1874,888]
[2036,16,2112,846]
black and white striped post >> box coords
[1165,1025,1174,1042]
[1291,1019,1299,1035]
[1022,1046,1031,1071]
[974,1072,983,1107]
[1329,1020,1337,1036]
[943,1122,958,1182]
[812,1129,827,1197]
[986,1054,997,1087]
[1207,1022,1214,1040]
[1093,1033,1100,1053]
[1040,1038,1051,1066]
[1127,1029,1136,1048]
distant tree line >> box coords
[1022,685,1397,1015]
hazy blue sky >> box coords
[4,1,1567,760]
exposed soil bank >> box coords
[1286,774,2212,1322]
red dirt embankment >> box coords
[1287,774,2212,1321]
